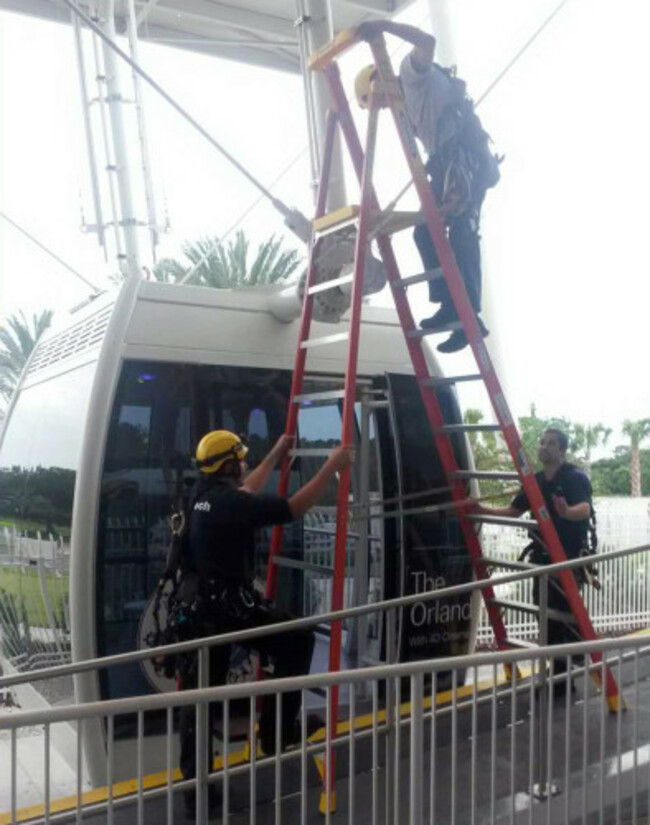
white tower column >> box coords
[98,0,142,279]
[302,0,346,209]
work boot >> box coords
[437,318,489,353]
[437,329,468,353]
[419,305,458,330]
[477,316,489,337]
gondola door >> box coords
[367,374,478,661]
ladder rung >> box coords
[303,374,374,388]
[480,555,538,570]
[421,374,482,387]
[272,556,335,576]
[293,389,345,405]
[490,598,539,616]
[301,332,349,349]
[435,424,502,434]
[305,526,378,541]
[371,209,423,237]
[312,205,423,239]
[467,515,538,529]
[407,321,464,339]
[307,273,354,295]
[312,204,359,235]
[290,448,333,458]
[452,470,520,481]
[399,268,444,288]
[490,599,576,624]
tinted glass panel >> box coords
[0,363,96,703]
[97,361,304,700]
[387,373,473,663]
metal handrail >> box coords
[2,633,648,730]
[2,540,648,690]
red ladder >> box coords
[265,26,622,812]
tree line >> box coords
[466,405,650,498]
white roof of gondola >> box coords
[1,0,415,72]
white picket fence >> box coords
[2,497,648,673]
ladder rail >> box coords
[264,110,339,601]
[324,95,383,801]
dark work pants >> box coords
[179,603,315,783]
[413,154,483,315]
[532,569,583,676]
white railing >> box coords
[2,632,648,824]
[2,544,650,822]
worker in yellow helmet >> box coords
[179,429,352,812]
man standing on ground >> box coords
[179,430,352,814]
[474,428,593,693]
[357,20,496,353]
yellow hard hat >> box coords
[354,65,377,110]
[195,430,248,474]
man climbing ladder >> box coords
[356,20,500,352]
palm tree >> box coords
[154,231,302,288]
[0,310,53,405]
[573,423,612,477]
[621,419,650,497]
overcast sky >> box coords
[1,0,649,455]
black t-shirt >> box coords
[511,463,591,558]
[187,478,293,584]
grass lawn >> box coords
[0,566,69,626]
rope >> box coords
[380,0,573,216]
[0,209,101,294]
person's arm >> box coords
[241,434,293,494]
[472,501,524,519]
[289,445,354,518]
[552,469,592,522]
[357,20,435,70]
[552,496,590,522]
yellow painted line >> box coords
[624,626,650,638]
[0,744,250,824]
[311,663,533,747]
[1,664,532,824]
